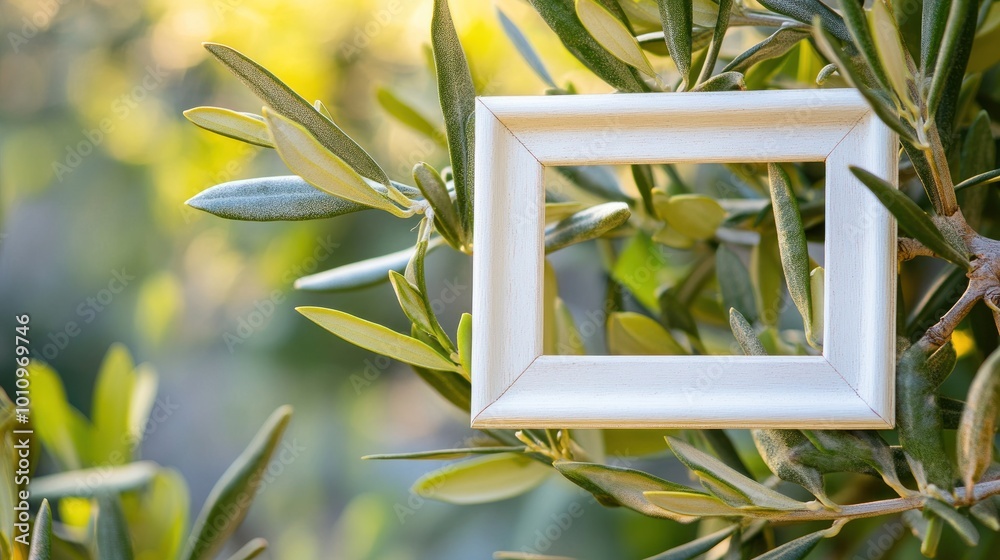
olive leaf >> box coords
[607,312,687,355]
[955,168,1000,192]
[850,166,970,269]
[545,201,586,223]
[718,247,758,324]
[722,26,810,75]
[376,88,446,146]
[95,494,134,560]
[689,71,745,92]
[923,498,979,546]
[363,447,525,461]
[412,453,550,504]
[457,313,472,376]
[182,406,293,560]
[654,193,726,240]
[655,0,692,87]
[203,43,391,187]
[32,462,157,499]
[867,0,913,109]
[751,229,784,329]
[294,245,415,292]
[27,499,52,560]
[752,430,833,507]
[497,7,558,89]
[577,0,657,78]
[957,347,1000,492]
[926,0,974,117]
[897,342,954,493]
[755,0,849,42]
[767,163,815,347]
[557,165,633,202]
[389,271,438,340]
[645,525,737,560]
[695,0,733,86]
[186,176,384,222]
[431,0,476,234]
[751,527,830,560]
[183,107,273,147]
[227,539,268,560]
[297,307,463,372]
[729,308,766,356]
[553,461,699,522]
[642,491,750,517]
[545,202,631,253]
[836,0,893,94]
[413,162,464,250]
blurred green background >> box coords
[0,1,694,558]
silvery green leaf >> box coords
[850,166,970,269]
[607,312,686,355]
[203,43,391,187]
[924,498,979,546]
[545,202,631,253]
[718,246,758,324]
[545,201,586,223]
[729,308,766,356]
[642,491,764,517]
[723,26,809,75]
[187,176,372,221]
[577,0,657,78]
[295,245,418,292]
[28,500,52,560]
[183,107,272,147]
[655,0,692,87]
[412,453,550,504]
[957,347,1000,491]
[751,430,833,506]
[867,0,913,109]
[955,169,1000,192]
[645,525,737,560]
[690,71,745,91]
[363,446,525,461]
[632,164,656,215]
[431,0,476,234]
[926,0,974,117]
[32,462,157,499]
[414,162,464,249]
[389,271,437,339]
[809,267,824,347]
[897,342,954,492]
[970,496,1000,531]
[755,0,849,42]
[695,0,733,86]
[553,461,699,522]
[95,494,134,560]
[837,0,892,93]
[182,407,292,560]
[751,230,784,328]
[497,7,558,88]
[767,163,814,347]
[298,307,462,372]
[751,528,828,559]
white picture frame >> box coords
[472,89,898,430]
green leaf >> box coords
[91,344,136,466]
[27,362,87,470]
[751,430,832,506]
[410,363,472,411]
[667,438,809,511]
[958,347,1000,491]
[27,500,52,560]
[363,446,525,460]
[183,108,273,147]
[555,298,586,355]
[95,494,134,560]
[226,538,267,560]
[867,0,914,108]
[577,0,657,78]
[642,491,747,517]
[923,498,979,546]
[182,406,293,560]
[837,0,892,93]
[136,469,189,560]
[751,230,784,328]
[412,453,550,504]
[809,267,824,347]
[431,0,476,235]
[921,0,950,70]
[970,496,1000,531]
[545,202,631,253]
[527,0,651,92]
[545,201,586,223]
[654,193,726,240]
[646,525,737,560]
[457,313,472,376]
[695,0,733,86]
[717,246,758,324]
[31,462,157,499]
[802,430,906,494]
[553,461,698,522]
[297,307,462,372]
[413,162,464,250]
[955,170,1000,192]
[557,165,632,202]
[375,88,445,146]
[655,0,692,87]
[295,244,425,292]
[203,43,390,187]
[849,166,970,269]
[729,308,766,356]
[389,271,437,339]
[689,71,745,92]
[607,312,686,355]
[755,0,850,42]
[631,164,656,215]
[926,0,974,117]
[767,164,814,346]
[263,110,409,217]
[897,341,954,492]
[751,529,827,559]
[497,7,558,88]
[722,27,810,75]
[187,176,383,222]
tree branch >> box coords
[898,237,937,262]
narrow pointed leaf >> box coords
[413,162,464,249]
[717,246,758,323]
[927,0,974,117]
[187,176,378,222]
[264,110,405,215]
[752,430,831,506]
[756,0,850,42]
[545,202,631,253]
[95,494,133,560]
[850,166,969,269]
[182,406,293,560]
[953,169,1000,192]
[577,0,657,77]
[431,0,476,234]
[528,0,650,92]
[767,164,813,344]
[363,446,525,461]
[723,27,809,75]
[376,88,445,146]
[867,0,912,106]
[294,245,418,292]
[729,309,766,356]
[608,312,686,355]
[632,164,655,215]
[389,271,436,337]
[690,71,745,91]
[752,529,827,559]
[646,525,737,560]
[924,498,979,546]
[184,108,272,147]
[298,307,461,372]
[412,453,550,504]
[557,165,632,202]
[33,462,158,500]
[553,461,699,522]
[28,500,52,560]
[837,0,892,93]
[897,341,954,492]
[696,0,733,85]
[203,43,389,186]
[642,491,748,517]
[656,0,692,85]
[227,539,267,560]
[958,347,1000,491]
[497,8,558,88]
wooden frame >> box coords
[472,89,897,429]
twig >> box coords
[898,237,937,262]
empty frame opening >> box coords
[543,161,827,358]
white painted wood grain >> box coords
[471,89,897,430]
